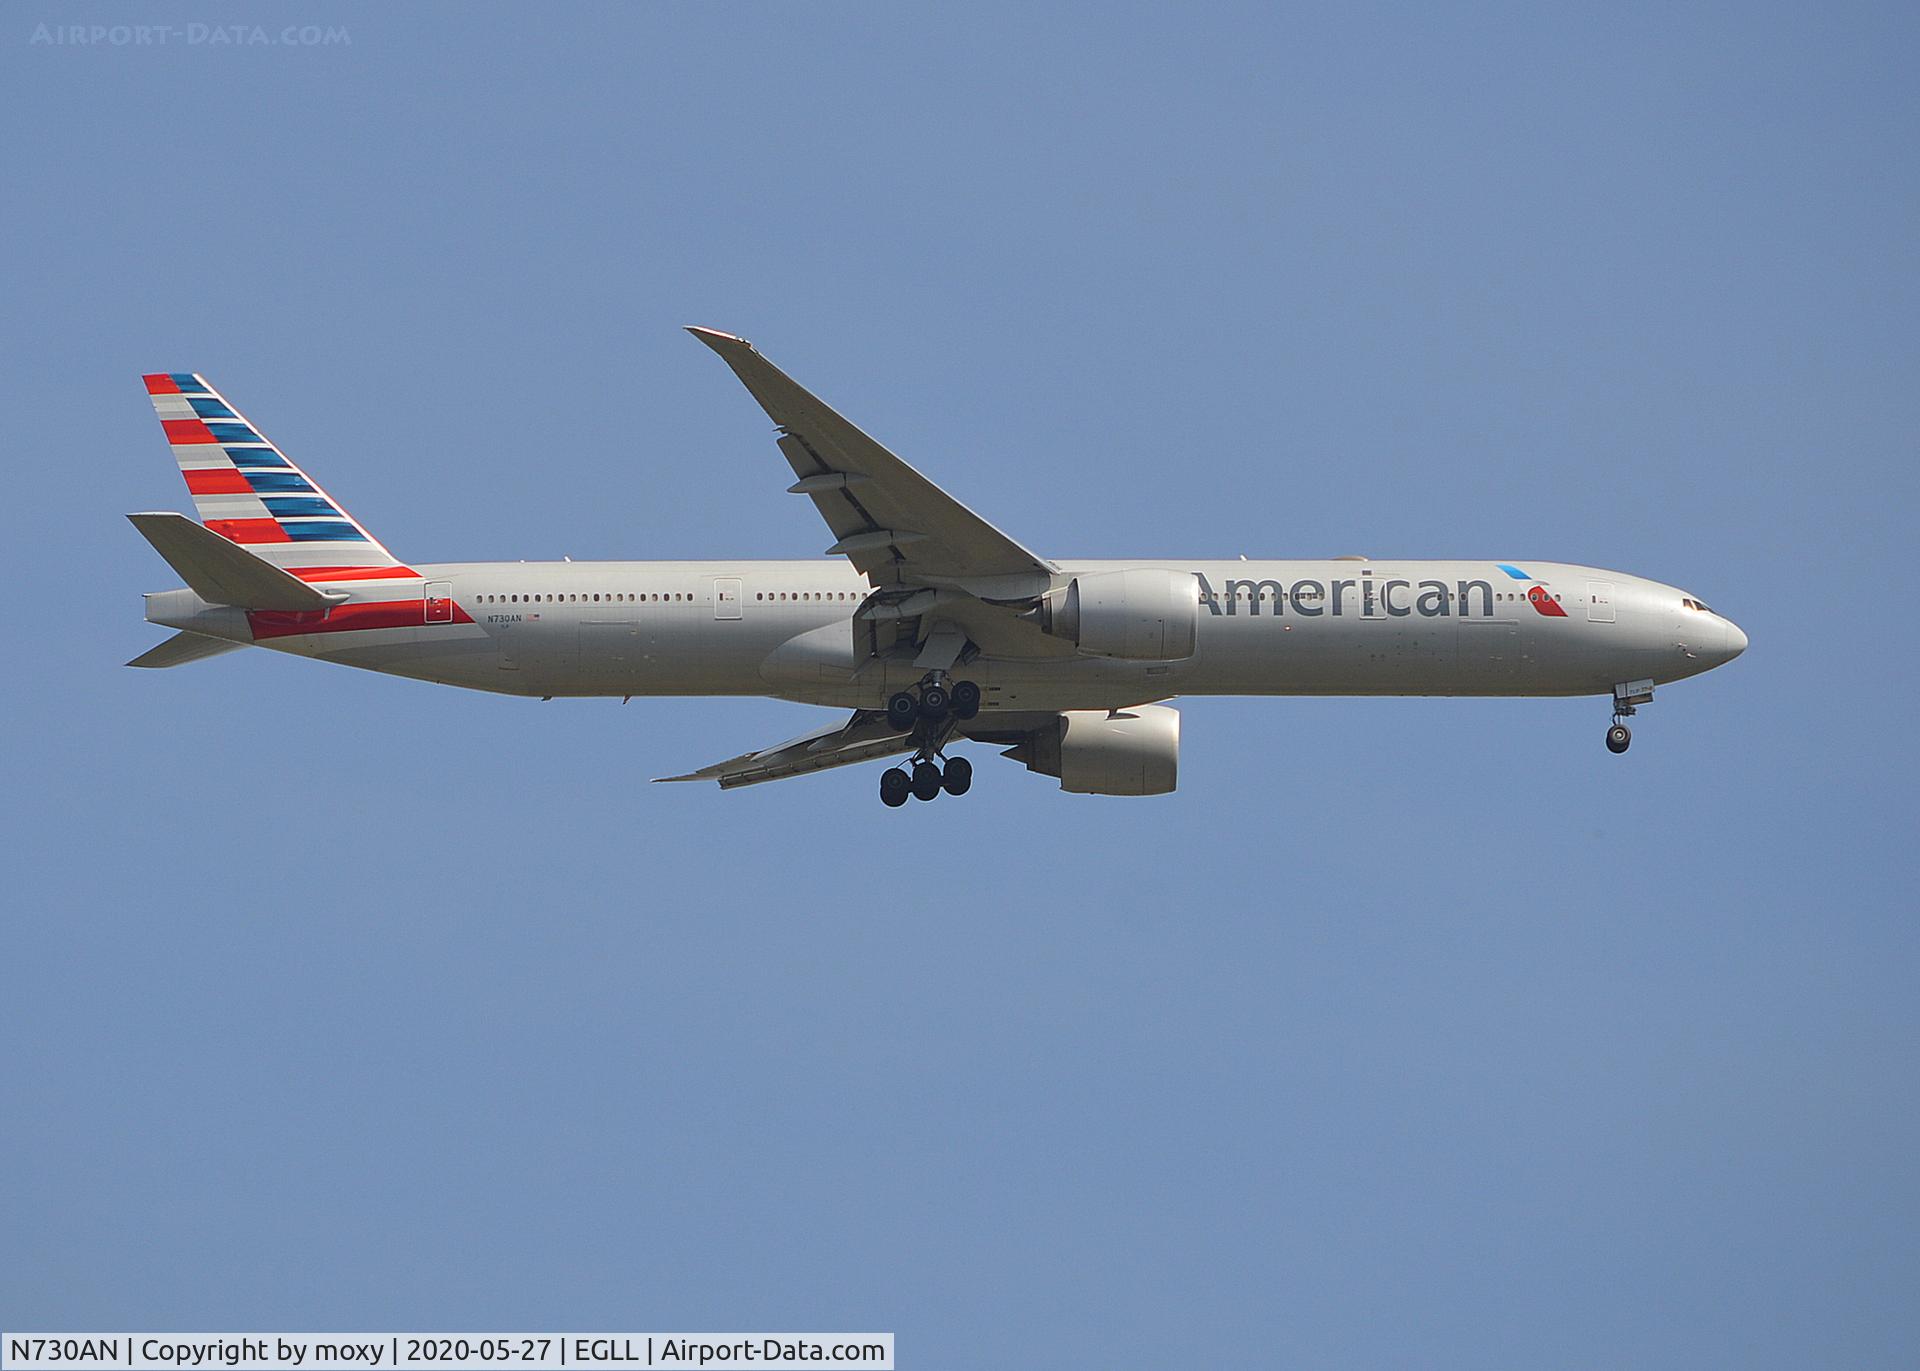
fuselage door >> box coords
[1587,580,1615,623]
[714,577,743,620]
[424,580,454,624]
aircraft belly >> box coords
[568,608,814,697]
[1179,611,1624,698]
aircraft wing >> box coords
[689,328,1054,592]
[654,710,916,789]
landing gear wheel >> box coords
[885,692,918,731]
[918,684,951,721]
[950,680,981,720]
[880,767,911,807]
[910,760,944,801]
[1606,723,1632,754]
[941,755,973,796]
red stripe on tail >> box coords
[162,418,218,444]
[184,469,254,495]
[287,566,420,582]
[207,518,291,544]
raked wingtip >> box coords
[685,326,751,351]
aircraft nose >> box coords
[1722,618,1748,661]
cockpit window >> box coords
[1682,598,1716,614]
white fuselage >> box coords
[147,557,1747,712]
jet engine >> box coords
[1004,705,1180,795]
[1031,568,1198,661]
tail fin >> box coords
[141,373,406,577]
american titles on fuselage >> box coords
[1195,570,1555,619]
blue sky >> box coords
[4,4,1917,1366]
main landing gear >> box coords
[880,753,973,807]
[885,675,980,728]
[878,674,981,806]
[1606,679,1654,754]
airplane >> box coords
[128,327,1748,805]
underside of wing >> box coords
[689,328,1054,593]
[654,710,916,789]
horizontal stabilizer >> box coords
[127,512,341,611]
[127,630,247,669]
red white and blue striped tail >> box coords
[142,373,410,581]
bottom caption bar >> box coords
[3,1337,893,1371]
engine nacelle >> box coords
[1034,568,1198,661]
[1006,705,1180,796]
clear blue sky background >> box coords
[4,4,1916,1367]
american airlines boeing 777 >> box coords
[129,328,1747,804]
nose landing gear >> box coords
[1606,679,1653,755]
